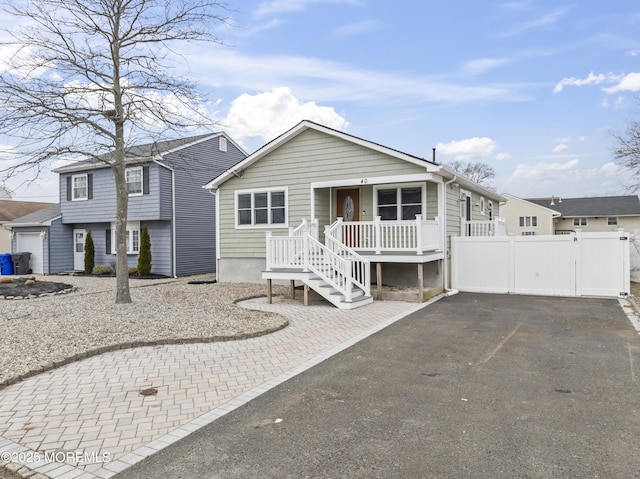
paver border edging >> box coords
[0,296,289,391]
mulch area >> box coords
[0,277,74,299]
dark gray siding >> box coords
[48,219,73,273]
[60,164,164,224]
[166,137,246,276]
[143,221,172,276]
[74,221,172,276]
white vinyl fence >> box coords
[451,231,630,298]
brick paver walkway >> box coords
[0,297,429,479]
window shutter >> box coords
[66,176,72,201]
[87,174,93,199]
[105,229,111,254]
[143,166,150,195]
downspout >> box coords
[207,187,220,279]
[153,159,177,278]
[442,173,457,295]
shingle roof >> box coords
[53,133,218,172]
[0,200,57,222]
[526,195,640,217]
[5,204,61,226]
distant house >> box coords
[204,120,505,308]
[8,133,246,276]
[524,195,640,234]
[0,200,56,253]
[500,193,560,236]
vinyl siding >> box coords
[165,136,246,275]
[48,219,73,273]
[60,164,164,223]
[218,128,429,259]
[73,221,172,276]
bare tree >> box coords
[0,0,229,303]
[445,160,496,187]
[612,117,640,192]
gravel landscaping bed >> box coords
[0,274,288,388]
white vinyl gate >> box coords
[451,231,630,298]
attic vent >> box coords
[219,137,227,152]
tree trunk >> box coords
[114,118,131,304]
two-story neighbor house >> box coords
[204,120,505,308]
[500,193,561,236]
[8,133,246,276]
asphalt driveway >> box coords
[116,293,640,479]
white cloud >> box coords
[185,49,531,105]
[255,0,361,17]
[502,7,570,37]
[495,152,512,161]
[603,72,640,93]
[464,58,510,75]
[553,71,611,93]
[552,144,568,153]
[221,87,348,143]
[497,159,627,197]
[435,137,498,161]
[331,20,381,37]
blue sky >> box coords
[2,0,640,202]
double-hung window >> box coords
[573,217,587,226]
[126,167,143,196]
[236,189,287,227]
[110,221,141,254]
[376,185,423,221]
[519,216,538,227]
[72,174,88,201]
[607,217,618,226]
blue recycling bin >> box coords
[0,253,13,275]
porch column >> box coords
[418,264,424,303]
[374,216,382,254]
[376,262,382,299]
[267,279,273,304]
[415,214,422,254]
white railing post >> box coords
[415,214,422,254]
[374,216,382,254]
[345,259,353,302]
[302,233,310,272]
[265,231,272,270]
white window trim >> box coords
[110,221,141,254]
[219,136,227,152]
[126,166,143,197]
[373,183,426,221]
[607,217,618,226]
[479,196,486,216]
[72,174,88,201]
[573,217,588,226]
[235,187,288,229]
[519,216,538,228]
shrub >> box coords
[84,231,95,274]
[128,267,138,276]
[137,224,152,276]
[92,265,112,275]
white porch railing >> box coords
[464,218,507,237]
[327,216,442,254]
[265,228,370,302]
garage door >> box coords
[15,233,44,274]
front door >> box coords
[73,229,86,271]
[336,188,360,247]
[336,188,360,222]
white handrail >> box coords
[266,220,370,302]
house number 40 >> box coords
[360,178,368,184]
